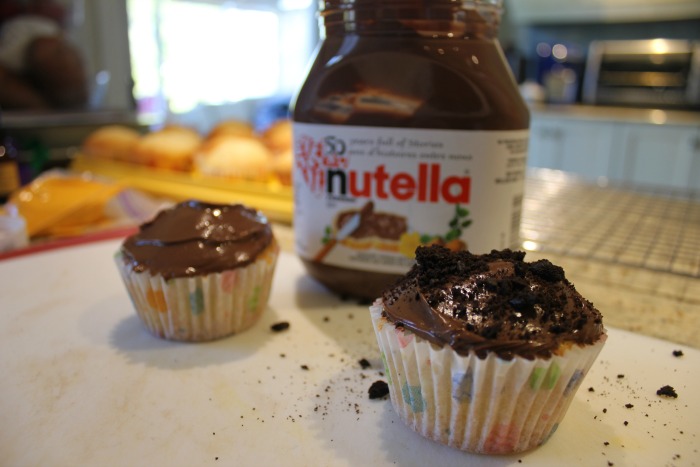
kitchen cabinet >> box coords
[527,107,700,191]
[609,124,700,190]
[528,117,615,182]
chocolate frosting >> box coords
[120,200,273,279]
[381,246,605,360]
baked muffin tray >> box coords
[1,241,698,466]
[70,154,293,223]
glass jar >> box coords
[291,0,529,300]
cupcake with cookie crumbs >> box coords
[115,200,278,341]
[370,245,606,454]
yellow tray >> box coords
[70,154,293,223]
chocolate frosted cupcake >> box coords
[369,246,606,454]
[115,200,279,341]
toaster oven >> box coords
[582,39,700,109]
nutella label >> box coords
[293,123,528,274]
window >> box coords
[126,0,317,128]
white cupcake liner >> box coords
[115,241,278,341]
[370,302,606,454]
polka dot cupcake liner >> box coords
[115,241,279,341]
[369,301,606,454]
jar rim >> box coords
[320,0,504,16]
[320,0,503,38]
[322,0,503,5]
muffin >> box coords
[132,125,202,171]
[81,125,141,162]
[114,200,279,341]
[195,135,272,182]
[207,119,255,140]
[262,119,292,155]
[370,246,606,454]
[271,147,293,186]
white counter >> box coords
[1,242,698,466]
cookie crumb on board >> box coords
[656,385,678,398]
[368,380,389,400]
[270,321,290,332]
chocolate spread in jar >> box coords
[291,1,530,301]
[382,246,606,360]
[120,200,273,279]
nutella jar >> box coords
[291,0,529,300]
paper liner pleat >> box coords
[370,303,605,454]
[115,242,278,341]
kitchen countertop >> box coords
[529,103,700,127]
[1,242,698,466]
[521,170,700,349]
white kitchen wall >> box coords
[506,0,700,24]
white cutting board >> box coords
[1,240,698,466]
